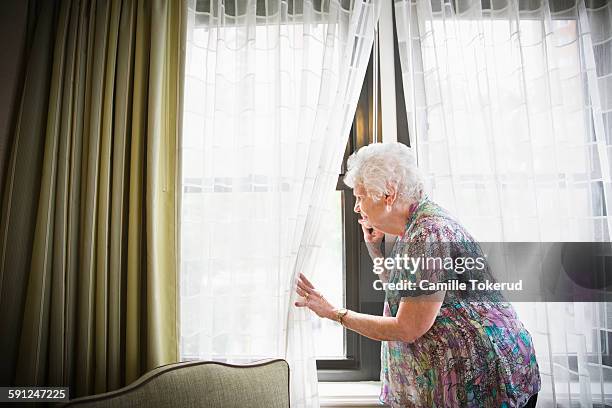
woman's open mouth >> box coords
[359,216,372,228]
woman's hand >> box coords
[294,273,336,320]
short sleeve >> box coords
[397,232,454,298]
[385,226,487,300]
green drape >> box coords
[0,0,184,397]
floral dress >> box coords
[379,197,541,407]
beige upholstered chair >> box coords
[64,359,289,408]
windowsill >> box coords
[318,381,385,407]
[319,380,612,407]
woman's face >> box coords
[353,184,387,229]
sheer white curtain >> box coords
[395,0,612,406]
[180,1,380,406]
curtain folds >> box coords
[180,1,381,406]
[0,0,60,388]
[0,0,184,398]
[394,0,612,405]
[0,1,30,204]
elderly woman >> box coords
[295,143,541,407]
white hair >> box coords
[343,142,425,202]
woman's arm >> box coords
[295,273,443,342]
[340,295,443,342]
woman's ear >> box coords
[385,183,398,206]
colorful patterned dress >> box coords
[379,196,541,407]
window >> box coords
[181,0,397,380]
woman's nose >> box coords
[354,203,360,213]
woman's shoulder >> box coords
[407,199,475,243]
